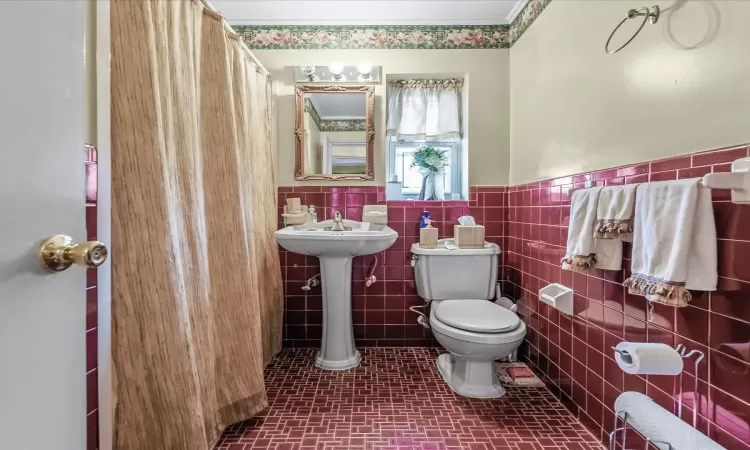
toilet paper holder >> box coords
[609,344,706,450]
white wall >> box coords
[257,49,510,186]
[510,0,750,184]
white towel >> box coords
[562,187,602,272]
[594,185,639,242]
[624,179,717,307]
[595,238,622,271]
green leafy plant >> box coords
[410,146,448,174]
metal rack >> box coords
[675,344,705,428]
[608,344,706,450]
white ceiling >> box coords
[308,93,366,118]
[212,0,528,26]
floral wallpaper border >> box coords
[319,119,366,132]
[234,1,550,50]
[236,25,510,49]
[508,0,551,45]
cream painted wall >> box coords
[510,0,750,184]
[256,49,509,186]
[303,112,322,173]
[321,130,366,146]
[322,131,366,158]
[330,145,366,157]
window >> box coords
[385,78,465,200]
[387,138,461,199]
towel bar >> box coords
[568,157,750,204]
[699,157,750,203]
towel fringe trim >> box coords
[594,219,633,241]
[623,274,691,307]
[561,254,597,273]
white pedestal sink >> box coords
[275,219,398,370]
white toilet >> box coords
[411,240,526,398]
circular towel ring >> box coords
[605,5,660,54]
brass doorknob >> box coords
[39,235,108,272]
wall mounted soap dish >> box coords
[539,284,574,315]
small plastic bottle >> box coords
[308,205,318,224]
[419,210,431,228]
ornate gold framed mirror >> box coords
[295,85,375,181]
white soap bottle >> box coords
[308,205,318,224]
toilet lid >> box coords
[434,300,521,333]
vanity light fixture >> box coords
[293,65,380,84]
[328,62,346,81]
[357,62,373,81]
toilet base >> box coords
[436,353,506,398]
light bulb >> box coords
[328,62,346,81]
[328,62,345,76]
[300,65,318,81]
[357,62,373,81]
[357,62,372,75]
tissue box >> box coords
[419,227,438,249]
[454,225,485,249]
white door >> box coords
[0,2,89,449]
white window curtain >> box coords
[386,79,463,141]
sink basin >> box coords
[276,219,397,257]
[275,219,398,370]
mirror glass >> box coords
[302,92,367,175]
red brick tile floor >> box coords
[213,348,604,450]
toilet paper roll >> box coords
[614,342,684,375]
[614,392,726,450]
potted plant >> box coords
[411,146,448,200]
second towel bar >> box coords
[569,157,750,204]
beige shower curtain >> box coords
[110,1,283,449]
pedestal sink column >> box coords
[316,256,360,370]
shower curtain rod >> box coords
[202,0,270,77]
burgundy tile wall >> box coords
[276,145,749,448]
[85,144,98,450]
[277,186,507,348]
[501,144,750,450]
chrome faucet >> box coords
[330,211,346,231]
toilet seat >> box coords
[434,299,520,333]
[429,302,526,345]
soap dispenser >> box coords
[303,205,317,230]
[419,217,438,249]
[419,210,431,228]
[308,205,318,224]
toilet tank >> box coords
[411,240,500,301]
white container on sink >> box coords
[539,283,574,315]
[363,205,387,230]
